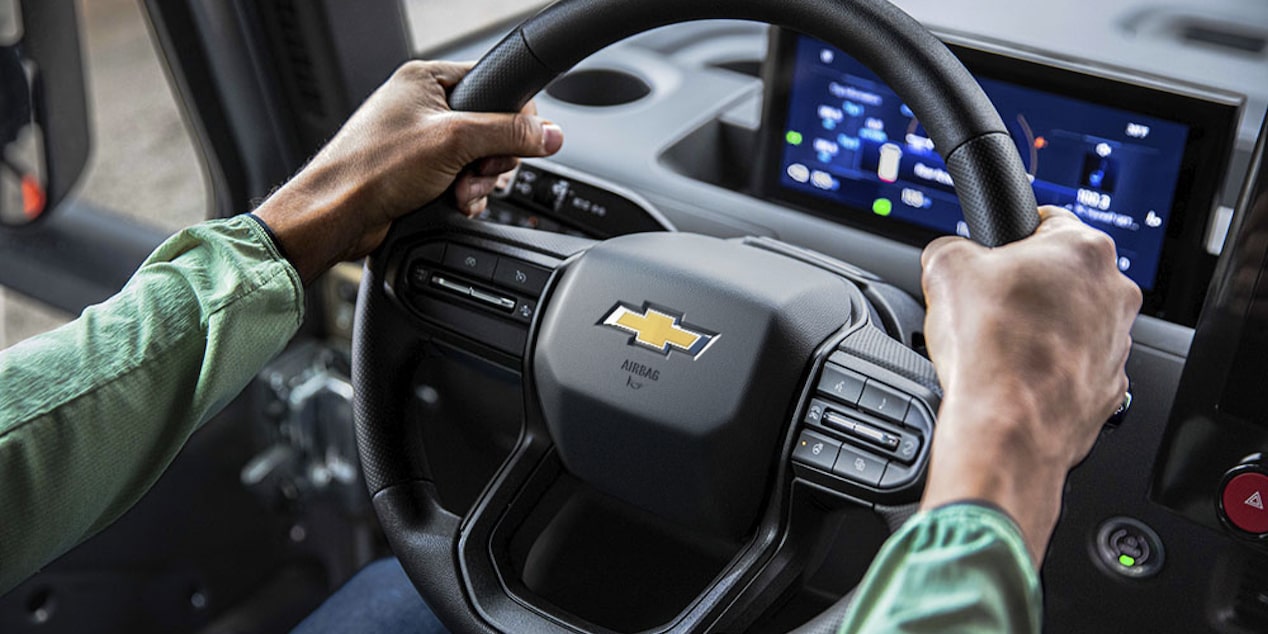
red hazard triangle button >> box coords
[1246,491,1264,511]
[1221,472,1268,535]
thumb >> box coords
[449,112,564,164]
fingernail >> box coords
[542,123,564,154]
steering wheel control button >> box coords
[468,287,517,312]
[531,176,571,212]
[858,381,911,423]
[793,430,841,472]
[430,275,472,297]
[443,245,496,280]
[407,262,431,290]
[832,446,887,486]
[1095,517,1165,578]
[822,410,900,451]
[817,364,866,404]
[894,432,922,464]
[413,241,446,264]
[804,398,829,425]
[1219,469,1268,537]
[904,400,935,433]
[513,299,537,323]
[880,460,918,488]
[493,258,550,295]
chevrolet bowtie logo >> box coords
[600,302,718,359]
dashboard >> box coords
[422,3,1268,632]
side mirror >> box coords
[0,0,88,227]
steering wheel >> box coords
[353,0,1039,632]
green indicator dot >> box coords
[872,198,893,216]
[1118,554,1136,567]
[786,130,803,146]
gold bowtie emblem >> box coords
[601,303,718,358]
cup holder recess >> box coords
[545,68,652,107]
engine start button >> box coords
[1095,517,1165,579]
[1220,470,1268,536]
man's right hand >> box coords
[917,206,1142,565]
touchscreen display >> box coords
[776,36,1192,291]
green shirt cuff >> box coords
[839,503,1042,633]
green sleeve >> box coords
[839,503,1042,633]
[0,215,304,593]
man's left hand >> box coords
[255,60,564,283]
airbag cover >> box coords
[534,233,856,537]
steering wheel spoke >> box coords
[790,333,941,505]
[375,206,594,364]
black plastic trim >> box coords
[0,200,167,313]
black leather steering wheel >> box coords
[353,1,1040,632]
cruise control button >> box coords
[817,364,866,404]
[444,245,496,280]
[859,381,911,423]
[792,430,840,472]
[832,446,887,486]
[493,258,550,295]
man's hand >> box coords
[918,206,1142,565]
[255,60,564,283]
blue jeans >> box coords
[291,558,449,634]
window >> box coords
[1,0,546,349]
[0,0,209,349]
[404,0,546,52]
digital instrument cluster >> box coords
[760,31,1239,324]
[778,36,1191,290]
